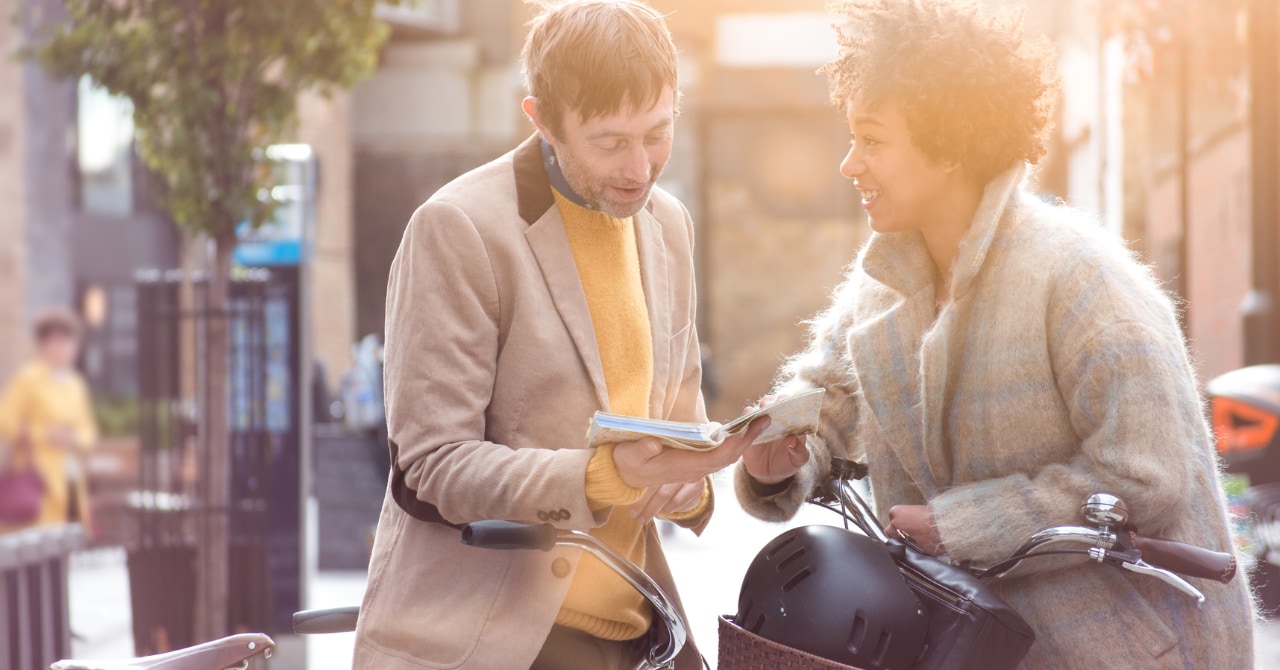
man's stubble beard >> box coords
[555,145,665,219]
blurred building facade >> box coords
[0,0,359,401]
[1042,0,1279,382]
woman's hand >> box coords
[886,504,944,555]
[628,480,704,525]
[46,425,77,451]
[740,394,810,485]
[742,434,809,485]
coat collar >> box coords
[848,164,1026,499]
[515,133,670,415]
[514,133,656,225]
[858,164,1026,300]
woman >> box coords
[0,309,98,530]
[736,0,1254,666]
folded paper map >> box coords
[586,388,825,451]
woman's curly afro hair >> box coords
[822,0,1057,183]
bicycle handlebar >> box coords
[1129,532,1237,584]
[293,606,360,634]
[818,459,1235,604]
[461,520,558,551]
[460,521,688,669]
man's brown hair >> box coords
[522,0,679,136]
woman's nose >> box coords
[839,147,862,180]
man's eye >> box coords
[645,133,670,145]
[597,141,626,152]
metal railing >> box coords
[1,524,86,670]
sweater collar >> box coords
[542,138,595,210]
[859,163,1026,298]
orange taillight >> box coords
[1212,396,1280,455]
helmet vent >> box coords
[765,534,798,559]
[776,547,807,573]
[872,629,893,666]
[782,567,812,593]
[847,612,867,654]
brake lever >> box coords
[1120,560,1205,605]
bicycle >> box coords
[55,457,1237,669]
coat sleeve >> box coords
[735,272,865,522]
[930,264,1208,566]
[386,199,600,529]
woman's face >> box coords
[839,97,954,234]
[38,333,79,370]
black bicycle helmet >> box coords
[735,525,928,670]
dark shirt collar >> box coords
[541,138,595,210]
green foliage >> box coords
[92,393,138,438]
[25,0,395,238]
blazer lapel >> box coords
[526,209,612,412]
[633,206,671,418]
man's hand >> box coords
[628,480,704,525]
[885,504,944,555]
[613,416,771,489]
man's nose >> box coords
[622,144,652,184]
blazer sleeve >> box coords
[735,272,865,522]
[930,265,1206,566]
[664,202,708,425]
[385,199,600,529]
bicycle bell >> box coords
[1081,493,1129,529]
[735,525,928,670]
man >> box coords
[353,2,765,668]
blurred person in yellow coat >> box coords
[0,309,99,531]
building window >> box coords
[76,75,135,216]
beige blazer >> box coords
[354,135,708,669]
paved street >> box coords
[68,473,1280,668]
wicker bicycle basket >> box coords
[717,616,867,670]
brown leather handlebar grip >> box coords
[1129,532,1237,584]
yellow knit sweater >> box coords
[553,190,712,641]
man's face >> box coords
[543,87,676,218]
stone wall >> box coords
[0,9,27,382]
[297,91,358,392]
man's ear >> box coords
[522,97,557,145]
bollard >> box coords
[0,524,86,670]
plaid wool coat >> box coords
[737,166,1256,669]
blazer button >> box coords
[551,557,571,578]
[537,511,550,522]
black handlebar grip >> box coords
[1130,532,1237,584]
[293,606,360,634]
[461,520,557,551]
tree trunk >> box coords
[194,230,234,641]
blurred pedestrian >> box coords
[736,0,1254,667]
[0,309,99,532]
